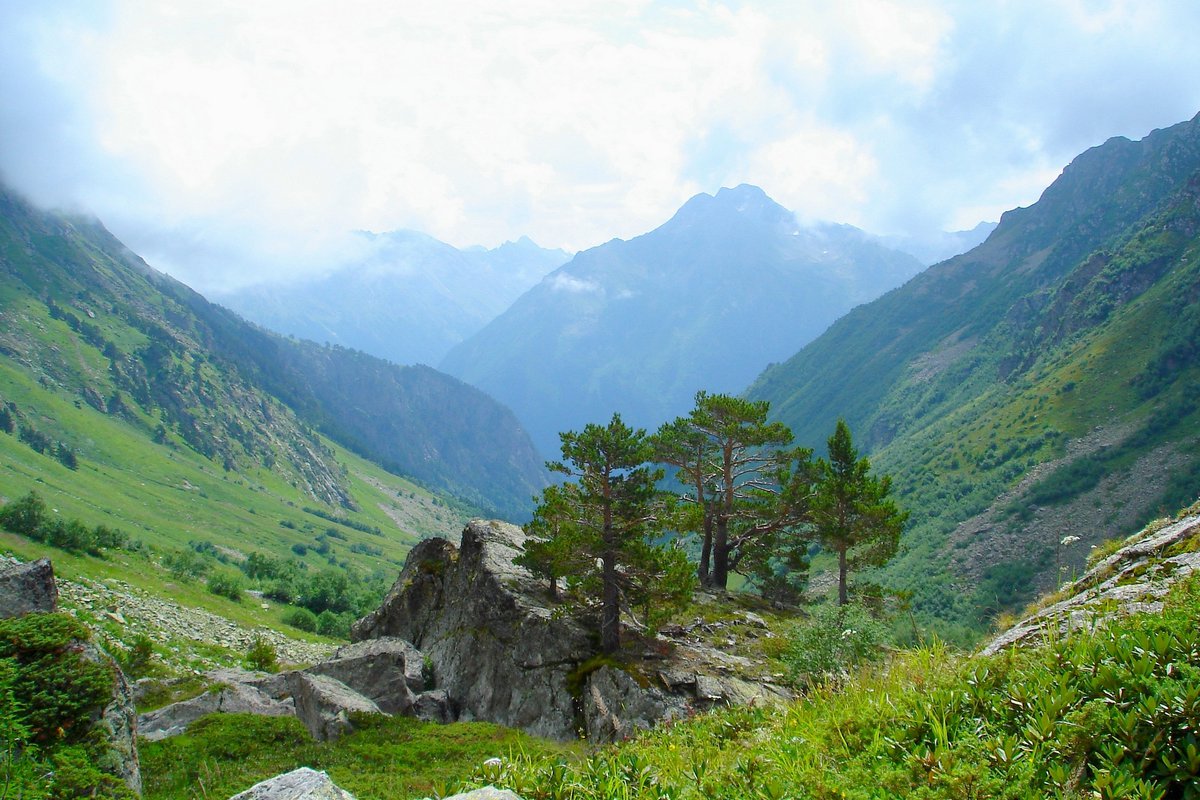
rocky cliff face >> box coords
[353,520,792,742]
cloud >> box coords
[548,274,602,294]
[1,1,1199,291]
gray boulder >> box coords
[288,672,381,741]
[227,767,355,799]
[442,789,524,800]
[81,641,143,796]
[306,637,424,714]
[413,689,453,723]
[583,665,685,742]
[139,681,294,742]
[0,558,58,617]
[352,520,593,740]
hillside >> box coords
[0,185,547,520]
[749,112,1200,638]
[214,231,568,367]
[440,184,925,456]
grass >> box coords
[140,712,572,800]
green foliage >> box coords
[315,610,353,639]
[811,420,907,605]
[243,637,278,673]
[0,613,134,799]
[0,491,46,537]
[282,607,318,633]
[783,602,890,683]
[206,571,244,603]
[163,548,208,582]
[116,635,158,679]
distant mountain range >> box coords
[749,112,1200,638]
[214,231,568,367]
[439,184,932,457]
[0,186,547,520]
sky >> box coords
[2,0,1199,293]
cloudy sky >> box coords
[2,0,1199,292]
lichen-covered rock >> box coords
[352,520,592,740]
[0,557,58,618]
[441,788,524,800]
[288,672,381,741]
[81,641,143,796]
[227,767,355,799]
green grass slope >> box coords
[0,183,546,520]
[748,113,1200,639]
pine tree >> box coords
[811,420,907,605]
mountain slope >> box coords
[214,231,568,366]
[748,113,1200,637]
[440,185,925,456]
[0,185,546,520]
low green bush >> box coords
[282,607,317,633]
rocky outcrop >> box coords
[306,637,424,715]
[982,508,1200,656]
[227,767,355,799]
[353,519,794,742]
[81,642,143,795]
[0,557,57,617]
[353,520,593,740]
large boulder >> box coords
[353,520,593,740]
[227,767,355,799]
[287,672,381,741]
[0,558,58,618]
[305,637,424,715]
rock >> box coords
[442,789,524,800]
[981,511,1200,656]
[288,672,381,741]
[139,681,294,742]
[583,665,685,742]
[81,641,143,796]
[352,520,593,740]
[306,637,424,714]
[0,558,58,617]
[227,767,355,799]
[413,689,453,723]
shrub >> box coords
[206,571,244,603]
[290,543,308,557]
[283,607,318,633]
[244,637,278,673]
[0,491,47,537]
[164,547,209,581]
[784,602,890,683]
[316,610,353,639]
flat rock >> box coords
[139,681,294,742]
[288,672,381,741]
[306,637,424,714]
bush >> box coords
[244,637,278,673]
[316,610,353,639]
[0,491,47,537]
[118,635,158,679]
[282,607,318,633]
[206,571,244,603]
[784,602,890,683]
[164,547,209,581]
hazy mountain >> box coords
[0,186,547,519]
[214,231,569,366]
[883,221,998,265]
[439,184,926,457]
[748,112,1200,638]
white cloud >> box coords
[549,273,602,294]
[2,1,1199,291]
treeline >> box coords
[520,391,907,654]
[0,491,129,555]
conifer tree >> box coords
[812,419,907,605]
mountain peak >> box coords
[669,184,793,230]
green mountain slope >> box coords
[748,113,1200,639]
[0,186,546,520]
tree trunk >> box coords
[837,545,849,606]
[698,513,713,586]
[600,547,620,653]
[711,515,729,590]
